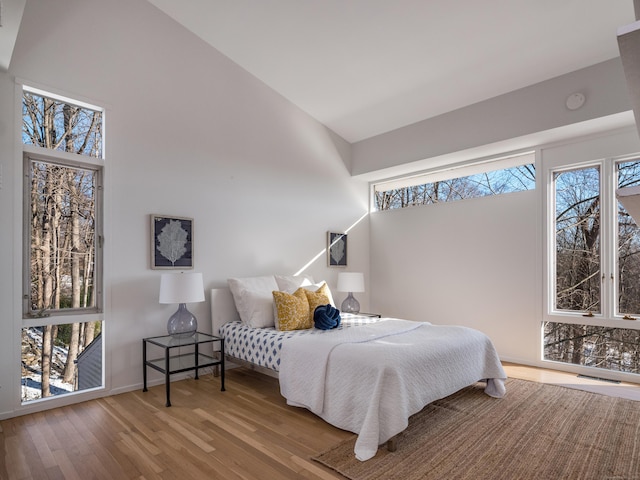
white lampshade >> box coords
[337,272,365,293]
[159,272,205,304]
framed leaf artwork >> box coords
[327,231,347,267]
[151,215,193,269]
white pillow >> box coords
[278,280,335,307]
[275,274,315,293]
[228,276,279,328]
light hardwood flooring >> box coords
[0,368,350,480]
[503,362,640,401]
[1,364,639,479]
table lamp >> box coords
[159,272,205,337]
[337,272,365,314]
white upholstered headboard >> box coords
[210,288,240,336]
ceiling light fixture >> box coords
[565,92,586,111]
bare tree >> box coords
[374,163,535,210]
[546,162,640,374]
[40,326,54,398]
[22,91,102,399]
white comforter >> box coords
[279,318,506,461]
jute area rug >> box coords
[313,378,640,480]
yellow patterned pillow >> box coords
[273,288,311,331]
[304,285,331,323]
[311,281,335,306]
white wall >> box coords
[0,41,18,420]
[370,190,540,362]
[370,127,640,371]
[0,0,370,418]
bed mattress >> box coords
[219,314,381,372]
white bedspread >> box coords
[279,318,506,461]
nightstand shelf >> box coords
[145,352,218,374]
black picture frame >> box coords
[151,215,193,269]
[327,231,347,267]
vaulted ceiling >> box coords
[147,1,635,143]
[3,2,635,143]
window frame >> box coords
[22,84,106,160]
[22,147,104,320]
[542,151,640,377]
[537,145,640,381]
[19,83,107,404]
[545,155,640,325]
[371,150,536,212]
[549,162,605,317]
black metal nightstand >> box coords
[143,332,225,407]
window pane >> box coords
[28,159,97,314]
[374,163,535,210]
[617,160,640,316]
[554,167,601,313]
[22,322,103,402]
[543,321,640,374]
[22,91,103,158]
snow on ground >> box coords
[21,327,74,402]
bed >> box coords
[210,277,506,461]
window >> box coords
[25,157,102,316]
[544,322,640,374]
[545,157,640,374]
[22,86,104,402]
[616,161,640,314]
[22,87,103,158]
[553,166,601,314]
[373,152,535,211]
[22,324,103,402]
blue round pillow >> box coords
[314,304,341,330]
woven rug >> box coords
[313,378,640,480]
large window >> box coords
[373,152,535,211]
[22,87,104,402]
[25,157,101,316]
[545,157,640,374]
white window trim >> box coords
[543,155,640,330]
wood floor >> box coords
[503,362,640,401]
[1,364,639,480]
[0,368,353,480]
